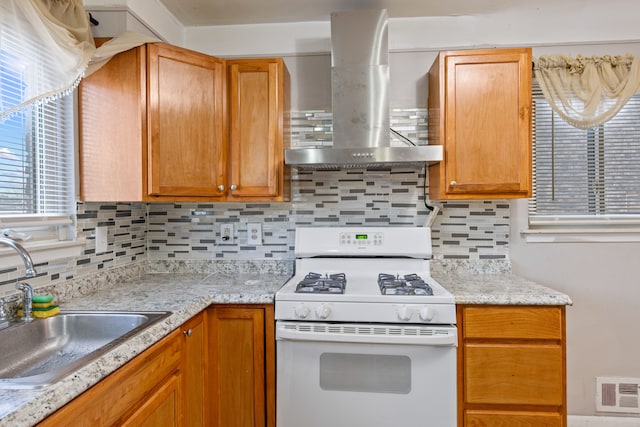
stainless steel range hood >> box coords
[285,9,442,169]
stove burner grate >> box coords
[378,273,434,296]
[295,272,347,294]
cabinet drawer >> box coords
[465,343,563,406]
[463,306,562,339]
[465,410,563,427]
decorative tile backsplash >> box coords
[0,108,509,295]
[147,108,509,261]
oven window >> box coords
[319,353,411,394]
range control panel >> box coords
[339,231,383,246]
[294,227,433,259]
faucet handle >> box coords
[16,283,34,322]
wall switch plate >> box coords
[220,224,234,243]
[247,223,262,245]
[95,226,108,254]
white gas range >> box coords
[275,227,457,427]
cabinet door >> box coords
[182,311,208,426]
[121,371,182,427]
[429,48,532,199]
[147,43,226,198]
[38,329,182,427]
[208,305,268,427]
[227,59,287,200]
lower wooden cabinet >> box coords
[38,305,276,427]
[38,327,183,427]
[458,305,567,427]
[465,410,563,427]
[208,304,275,427]
[182,311,208,426]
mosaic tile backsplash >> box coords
[148,108,509,261]
[0,108,509,295]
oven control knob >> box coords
[419,307,435,322]
[396,306,412,322]
[315,304,332,320]
[294,305,310,319]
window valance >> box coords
[533,54,640,129]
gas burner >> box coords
[378,273,434,296]
[295,272,347,294]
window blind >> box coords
[0,24,75,221]
[530,80,640,220]
[0,98,73,216]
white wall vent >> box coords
[596,377,640,414]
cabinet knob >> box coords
[230,184,237,191]
[183,329,192,337]
[450,181,457,187]
[217,185,225,191]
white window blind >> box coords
[0,25,75,239]
[530,80,640,224]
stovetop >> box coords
[275,227,456,324]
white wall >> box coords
[84,0,640,417]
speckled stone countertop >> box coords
[0,259,571,426]
[0,261,292,427]
[431,259,573,306]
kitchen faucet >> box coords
[0,237,37,322]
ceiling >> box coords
[157,0,519,26]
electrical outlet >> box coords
[247,223,262,245]
[220,224,234,244]
[95,226,108,254]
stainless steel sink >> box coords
[0,311,171,389]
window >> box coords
[0,51,75,242]
[529,80,640,236]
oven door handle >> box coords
[276,323,458,346]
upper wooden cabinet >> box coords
[428,48,532,200]
[226,59,290,202]
[147,43,226,199]
[79,42,289,202]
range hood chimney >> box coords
[285,9,442,168]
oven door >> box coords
[276,321,457,427]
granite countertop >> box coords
[0,270,290,427]
[0,259,572,426]
[430,259,573,306]
[435,272,573,305]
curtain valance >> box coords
[533,54,640,129]
[0,0,159,120]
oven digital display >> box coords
[355,234,368,240]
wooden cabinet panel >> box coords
[79,44,289,202]
[463,306,562,339]
[182,311,208,426]
[457,305,567,427]
[38,328,182,427]
[208,304,275,427]
[227,59,290,201]
[147,43,226,198]
[79,44,146,202]
[428,48,532,200]
[465,410,563,427]
[121,371,182,427]
[465,343,564,406]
